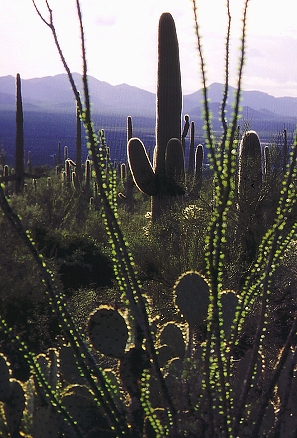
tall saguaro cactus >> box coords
[128,12,184,221]
[238,130,262,216]
[237,130,263,262]
[15,73,24,194]
[155,12,182,175]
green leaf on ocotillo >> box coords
[88,306,129,358]
[174,271,210,326]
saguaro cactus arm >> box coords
[127,138,157,196]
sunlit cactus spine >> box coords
[128,13,184,221]
[15,73,25,195]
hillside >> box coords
[0,74,296,166]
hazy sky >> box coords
[1,0,297,97]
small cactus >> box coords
[182,114,190,152]
[59,345,86,385]
[88,306,129,358]
[263,145,271,179]
[192,143,204,197]
[4,379,25,437]
[188,121,195,175]
[174,271,210,326]
[159,322,185,359]
[61,384,116,437]
[0,354,25,437]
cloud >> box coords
[245,35,297,83]
[94,14,117,27]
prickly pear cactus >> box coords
[0,354,12,400]
[32,406,62,438]
[88,306,129,358]
[4,379,25,437]
[59,345,86,385]
[0,354,25,437]
[174,271,210,326]
[60,384,117,437]
[159,322,186,359]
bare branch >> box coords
[31,0,82,114]
[221,0,231,138]
[31,0,52,27]
[192,0,214,156]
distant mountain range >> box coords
[0,73,296,166]
[1,73,297,119]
